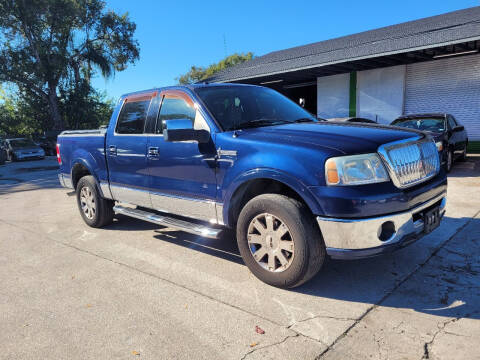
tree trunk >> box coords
[47,82,64,130]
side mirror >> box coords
[453,125,464,132]
[162,119,210,143]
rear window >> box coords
[116,99,151,134]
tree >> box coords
[177,52,253,84]
[0,0,139,130]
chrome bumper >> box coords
[58,173,73,189]
[317,192,446,259]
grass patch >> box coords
[467,141,480,154]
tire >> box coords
[446,149,453,173]
[460,143,468,161]
[76,175,114,228]
[236,194,325,288]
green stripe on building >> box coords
[349,72,357,117]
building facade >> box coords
[207,7,480,146]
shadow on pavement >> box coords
[134,215,480,322]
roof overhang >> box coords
[220,38,480,87]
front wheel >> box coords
[236,194,325,288]
[446,149,453,173]
[76,175,114,228]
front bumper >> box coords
[317,192,446,260]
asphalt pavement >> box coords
[0,156,479,359]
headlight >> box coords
[435,141,443,152]
[325,153,389,186]
[39,149,45,155]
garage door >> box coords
[405,54,480,140]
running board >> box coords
[113,205,223,239]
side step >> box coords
[113,205,223,239]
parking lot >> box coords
[1,156,479,359]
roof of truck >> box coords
[119,83,259,99]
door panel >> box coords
[147,92,218,222]
[106,93,155,207]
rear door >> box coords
[106,92,157,207]
[146,90,218,222]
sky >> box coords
[92,0,479,100]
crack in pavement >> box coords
[315,210,480,359]
[240,334,300,360]
[422,317,460,359]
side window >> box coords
[115,99,151,134]
[447,116,457,130]
[156,96,196,134]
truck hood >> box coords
[237,122,424,155]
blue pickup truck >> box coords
[57,83,447,288]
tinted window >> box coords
[195,86,316,131]
[392,118,445,132]
[156,97,196,134]
[116,99,151,134]
[447,116,457,129]
[9,139,37,147]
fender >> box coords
[69,149,107,198]
[222,168,325,227]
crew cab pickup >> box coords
[57,84,447,288]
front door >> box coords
[147,90,218,222]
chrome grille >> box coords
[378,138,440,189]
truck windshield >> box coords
[392,118,445,132]
[195,86,317,131]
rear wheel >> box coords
[76,175,114,228]
[236,194,325,288]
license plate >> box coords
[423,207,440,234]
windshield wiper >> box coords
[237,119,290,129]
[293,117,316,123]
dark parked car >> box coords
[391,113,468,172]
[5,138,46,161]
[327,117,377,124]
[33,136,57,155]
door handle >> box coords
[108,145,117,156]
[148,146,159,157]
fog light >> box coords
[378,221,395,241]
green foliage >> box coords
[0,85,114,137]
[177,52,253,84]
[0,0,139,130]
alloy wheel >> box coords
[80,186,96,220]
[247,213,295,272]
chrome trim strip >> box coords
[58,173,73,189]
[215,203,225,225]
[109,184,218,223]
[317,192,446,250]
[217,148,237,157]
[150,191,217,223]
[99,181,113,200]
[113,205,223,239]
[109,184,151,208]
